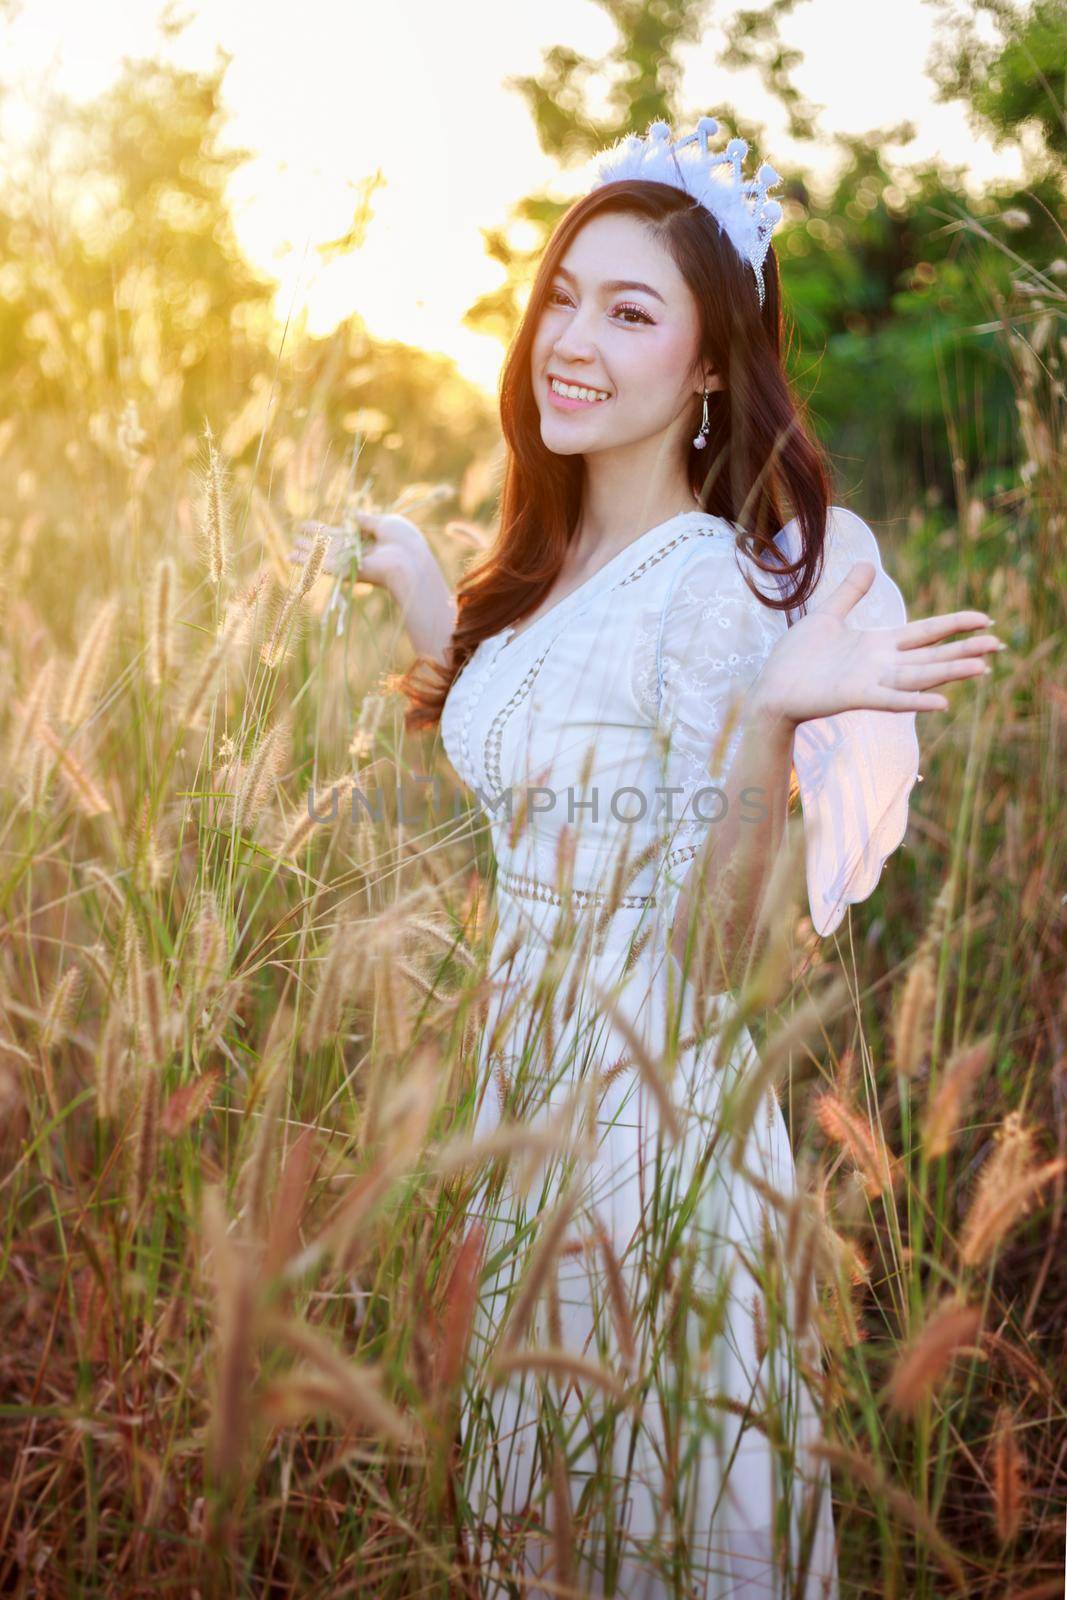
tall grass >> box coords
[0,234,1064,1598]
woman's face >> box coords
[529,210,715,459]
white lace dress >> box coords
[439,506,919,1599]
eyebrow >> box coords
[555,265,665,305]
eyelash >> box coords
[546,287,653,326]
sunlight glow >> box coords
[0,0,1025,398]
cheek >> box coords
[530,318,557,371]
[628,328,691,388]
[597,337,679,404]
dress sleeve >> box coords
[653,541,788,886]
[770,505,921,937]
[654,508,921,939]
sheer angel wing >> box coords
[770,505,921,937]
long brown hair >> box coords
[397,178,833,732]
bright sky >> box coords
[1,0,1024,398]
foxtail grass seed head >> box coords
[893,950,936,1078]
[961,1110,1035,1239]
[923,879,953,953]
[161,1065,222,1138]
[814,1089,897,1199]
[960,1154,1067,1268]
[239,1050,288,1238]
[190,890,229,1003]
[592,1212,637,1375]
[123,917,169,1062]
[303,918,358,1054]
[142,957,169,1063]
[990,1403,1029,1543]
[148,557,175,687]
[550,1440,574,1587]
[295,528,330,599]
[498,1185,581,1354]
[130,1065,162,1214]
[436,1224,485,1393]
[349,691,387,760]
[886,1299,983,1416]
[277,772,356,859]
[200,422,230,588]
[201,1184,258,1482]
[922,1036,994,1159]
[8,658,56,775]
[726,976,851,1169]
[30,718,111,816]
[267,1313,420,1449]
[489,1345,627,1400]
[39,964,84,1052]
[234,722,288,834]
[177,604,243,729]
[259,583,301,670]
[60,596,119,728]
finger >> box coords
[897,634,1004,665]
[810,560,876,619]
[896,610,992,648]
[876,688,951,713]
[890,658,991,691]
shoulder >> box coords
[774,503,894,589]
[659,517,787,630]
[775,503,906,627]
[618,512,735,603]
[654,528,787,700]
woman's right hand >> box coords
[289,508,430,597]
[290,508,457,666]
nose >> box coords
[551,304,599,365]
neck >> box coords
[574,438,699,560]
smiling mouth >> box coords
[547,375,612,404]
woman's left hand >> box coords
[751,561,1007,728]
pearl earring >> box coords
[692,386,711,450]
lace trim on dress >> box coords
[617,522,726,590]
[484,643,553,798]
[481,521,731,813]
[497,863,657,910]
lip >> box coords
[545,373,612,412]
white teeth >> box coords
[550,377,610,403]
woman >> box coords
[293,119,1003,1598]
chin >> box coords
[539,419,589,456]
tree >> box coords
[927,0,1067,172]
[463,0,716,345]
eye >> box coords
[545,287,654,325]
[614,302,654,326]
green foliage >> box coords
[3,55,274,428]
[464,0,1066,510]
[928,0,1067,167]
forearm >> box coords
[389,550,457,667]
[669,693,796,990]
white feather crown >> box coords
[583,116,784,309]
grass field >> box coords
[0,237,1064,1597]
